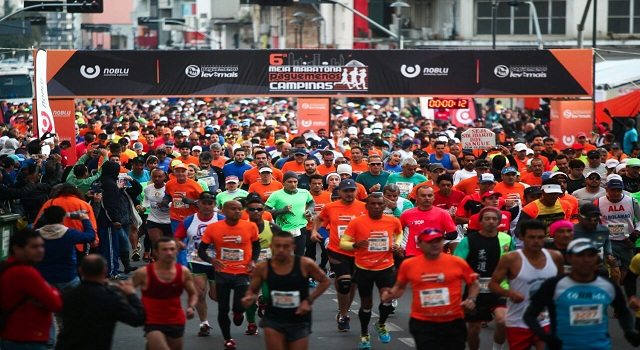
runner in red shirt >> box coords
[132,237,198,350]
[400,186,457,258]
[433,174,466,218]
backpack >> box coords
[0,260,29,330]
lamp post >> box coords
[390,1,410,49]
[491,0,499,49]
[508,0,544,49]
[311,15,323,48]
[291,11,307,48]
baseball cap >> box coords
[479,173,496,183]
[579,203,601,217]
[259,166,273,173]
[198,191,216,202]
[572,143,584,150]
[605,159,620,169]
[567,238,599,255]
[338,179,357,191]
[541,183,563,194]
[481,190,502,199]
[428,163,445,172]
[611,142,622,149]
[514,143,527,152]
[173,162,188,170]
[337,164,353,175]
[293,148,307,156]
[577,132,588,139]
[524,186,542,196]
[607,174,623,182]
[133,142,144,150]
[192,145,202,152]
[626,158,640,168]
[501,166,518,175]
[417,228,444,243]
[587,150,600,159]
[606,178,624,190]
[585,170,601,179]
[550,171,568,180]
[275,138,286,145]
[225,176,239,184]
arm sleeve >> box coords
[114,293,146,327]
[453,237,469,259]
[198,242,213,263]
[612,283,636,332]
[623,270,638,299]
[251,240,261,263]
[523,277,558,339]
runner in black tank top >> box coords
[242,228,330,350]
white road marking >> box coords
[398,337,415,348]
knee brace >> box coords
[337,278,352,294]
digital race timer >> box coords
[427,98,469,109]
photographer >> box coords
[65,148,109,196]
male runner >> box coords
[454,206,514,350]
[242,229,330,350]
[489,220,563,350]
[132,237,198,350]
[198,200,260,350]
[340,193,403,349]
[311,179,367,331]
[382,228,479,350]
[525,238,640,350]
[174,191,224,337]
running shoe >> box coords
[224,338,237,350]
[198,323,212,336]
[131,243,142,261]
[245,322,258,335]
[327,270,336,279]
[109,273,128,280]
[308,279,318,288]
[358,335,372,349]
[374,323,391,343]
[233,312,244,326]
[337,314,350,332]
[257,296,266,318]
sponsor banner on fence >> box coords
[550,100,594,148]
[297,98,330,134]
[44,49,593,98]
[49,99,77,164]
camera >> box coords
[69,213,83,219]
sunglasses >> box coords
[199,200,214,205]
[369,162,382,166]
[247,207,264,212]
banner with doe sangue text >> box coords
[44,49,593,98]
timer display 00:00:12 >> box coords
[427,98,469,109]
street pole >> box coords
[577,0,593,48]
[491,0,499,49]
[0,3,86,24]
[524,1,543,49]
[592,0,597,48]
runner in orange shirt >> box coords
[162,163,204,230]
[349,146,369,175]
[382,228,479,350]
[340,193,403,349]
[494,167,526,209]
[520,158,544,186]
[242,150,284,188]
[176,142,200,166]
[247,167,283,202]
[550,172,579,221]
[198,200,260,350]
[455,159,492,196]
[280,148,307,174]
[316,150,337,176]
[311,179,367,332]
[210,143,228,169]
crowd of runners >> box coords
[2,97,640,350]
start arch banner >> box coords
[43,49,593,98]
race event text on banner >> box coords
[44,49,593,98]
[461,128,496,149]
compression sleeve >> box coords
[251,240,261,263]
[197,242,213,263]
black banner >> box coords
[46,49,593,98]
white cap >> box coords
[347,126,358,135]
[337,164,353,175]
[437,136,449,143]
[479,173,496,183]
[363,127,372,135]
[192,145,202,152]
[541,184,563,194]
[585,170,601,178]
[514,143,527,152]
[550,171,568,179]
[400,129,415,139]
[159,116,168,122]
[605,159,620,169]
[616,163,627,173]
[526,148,534,156]
[607,174,623,182]
[128,131,139,141]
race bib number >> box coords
[220,248,244,261]
[396,182,413,196]
[570,304,603,326]
[448,206,457,216]
[258,248,272,262]
[478,277,491,294]
[173,192,187,209]
[201,176,216,187]
[368,235,389,252]
[338,226,348,239]
[419,288,450,307]
[607,223,627,237]
[271,290,300,308]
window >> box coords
[608,0,640,33]
[476,0,566,35]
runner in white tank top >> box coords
[489,220,562,350]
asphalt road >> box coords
[111,276,638,349]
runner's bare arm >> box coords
[549,249,565,275]
[183,266,198,309]
[242,262,267,309]
[489,252,524,302]
[131,266,147,289]
[383,279,408,303]
[310,214,325,241]
[302,257,330,303]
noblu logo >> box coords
[400,64,421,78]
[80,65,100,79]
